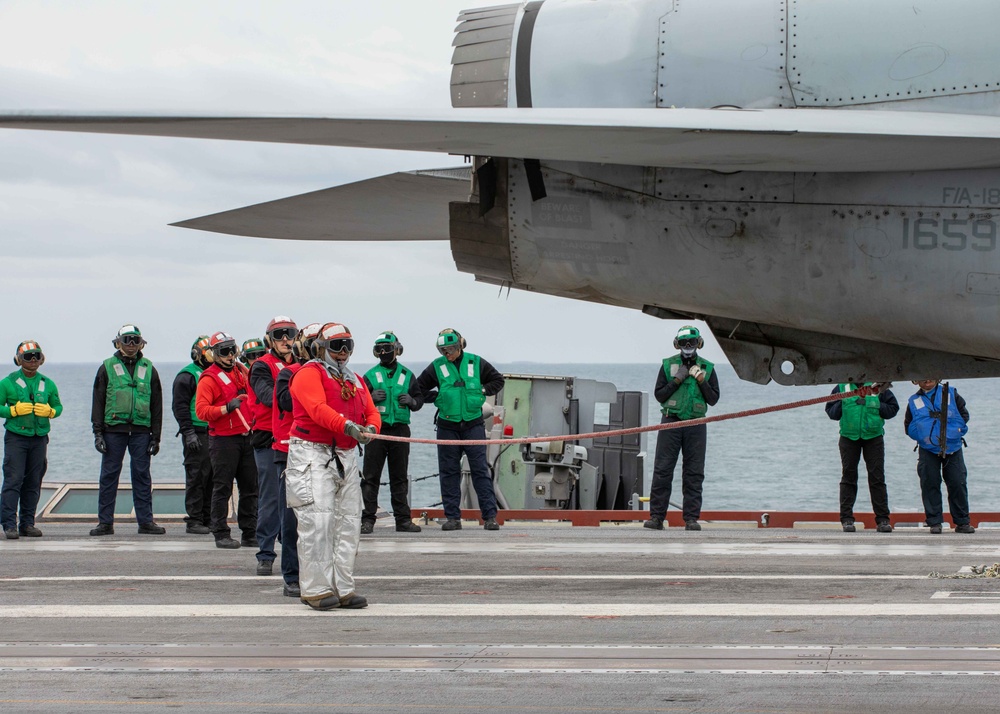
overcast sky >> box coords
[0,0,727,368]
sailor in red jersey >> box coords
[195,332,259,550]
[271,323,321,600]
[286,323,380,611]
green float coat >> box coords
[103,355,153,427]
[432,353,485,422]
[660,355,715,421]
[838,383,885,440]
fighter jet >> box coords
[4,0,1000,385]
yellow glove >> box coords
[33,403,56,418]
[11,401,33,417]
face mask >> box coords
[680,347,696,358]
[378,352,395,367]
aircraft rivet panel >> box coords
[788,0,1000,107]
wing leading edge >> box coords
[5,108,1000,172]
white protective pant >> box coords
[284,438,362,602]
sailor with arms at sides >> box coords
[361,331,423,534]
[171,335,215,535]
[825,382,899,533]
[415,328,504,532]
[904,378,975,534]
[90,325,165,536]
[273,323,321,599]
[195,332,259,550]
[645,325,720,532]
[287,323,379,611]
[249,317,298,576]
[1,340,62,540]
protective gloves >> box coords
[10,401,33,417]
[398,393,417,408]
[148,440,160,456]
[224,395,246,413]
[673,365,690,383]
[344,421,375,444]
[32,403,56,418]
[370,389,387,402]
[183,432,201,452]
[689,365,706,383]
[94,434,108,454]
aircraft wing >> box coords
[171,167,471,241]
[4,108,1000,172]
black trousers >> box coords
[182,430,213,526]
[916,447,970,526]
[361,422,412,525]
[648,418,706,522]
[208,433,258,540]
[838,435,890,522]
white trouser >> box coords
[285,438,362,602]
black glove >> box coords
[398,393,416,408]
[147,440,160,456]
[94,434,107,454]
[371,389,387,402]
[224,395,246,413]
[183,432,201,452]
[674,365,690,383]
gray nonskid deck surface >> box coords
[2,522,1000,713]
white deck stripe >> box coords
[3,603,1000,617]
[0,574,931,582]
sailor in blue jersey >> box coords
[903,379,974,534]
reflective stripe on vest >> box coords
[432,353,484,422]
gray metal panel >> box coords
[453,25,514,47]
[456,15,518,32]
[790,1,1000,107]
[452,58,510,85]
[458,3,519,18]
[601,450,622,510]
[451,80,509,108]
[451,39,513,65]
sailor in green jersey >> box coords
[1,340,62,540]
[171,336,214,535]
[89,325,165,537]
[415,328,505,532]
[645,326,720,532]
[361,332,423,534]
[825,383,899,532]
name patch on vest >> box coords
[375,372,384,384]
[137,365,147,380]
[15,378,26,389]
[467,363,474,378]
[113,363,126,377]
[38,380,45,393]
[439,364,451,379]
[218,371,232,385]
[397,373,406,386]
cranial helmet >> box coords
[208,331,237,356]
[292,323,322,362]
[436,328,466,355]
[373,331,404,358]
[14,340,43,367]
[240,338,266,366]
[312,323,354,359]
[673,325,704,350]
[264,315,298,348]
[190,335,212,364]
[113,324,145,349]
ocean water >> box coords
[30,362,1000,514]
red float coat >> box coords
[289,362,380,448]
[272,362,302,454]
[195,363,253,437]
[250,353,287,433]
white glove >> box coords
[689,365,706,383]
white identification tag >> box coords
[218,371,232,385]
[38,381,45,392]
[375,372,384,384]
[378,406,386,413]
[914,400,927,412]
[439,364,450,379]
[113,363,125,377]
[15,378,26,389]
[467,363,474,378]
[397,373,405,386]
[137,365,147,380]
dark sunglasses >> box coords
[119,335,143,346]
[677,339,699,349]
[20,352,42,362]
[216,346,238,357]
[327,338,354,353]
[270,328,298,340]
[373,343,395,354]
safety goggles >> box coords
[20,352,42,362]
[269,327,298,341]
[244,349,265,358]
[326,338,354,354]
[373,343,396,355]
[216,345,238,357]
[119,335,143,346]
[677,339,699,349]
[438,344,460,356]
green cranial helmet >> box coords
[436,328,464,354]
[673,325,704,350]
[373,331,403,358]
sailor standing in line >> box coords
[1,340,62,540]
[361,331,423,534]
[171,335,215,535]
[645,325,720,532]
[90,325,166,537]
[904,378,975,534]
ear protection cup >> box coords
[13,356,19,366]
